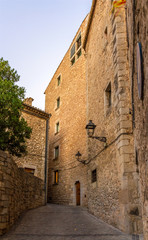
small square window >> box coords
[55,122,59,134]
[56,97,60,109]
[57,75,61,86]
[54,170,59,184]
[92,169,97,183]
[54,146,59,159]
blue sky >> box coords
[0,0,92,110]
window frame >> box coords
[76,32,81,50]
[54,170,59,184]
[91,169,97,183]
[56,97,60,109]
[55,122,60,134]
[57,75,61,86]
[77,49,82,59]
[70,43,75,58]
[104,82,112,115]
[71,56,75,66]
[54,146,59,159]
[70,32,82,66]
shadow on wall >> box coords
[0,150,45,236]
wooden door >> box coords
[75,181,80,206]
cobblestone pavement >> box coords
[1,204,143,240]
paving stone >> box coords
[1,204,143,240]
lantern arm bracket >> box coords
[89,136,107,142]
[77,159,90,165]
[75,151,91,165]
[77,158,91,165]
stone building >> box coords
[45,16,88,206]
[83,0,142,233]
[82,0,146,234]
[14,97,51,200]
[44,0,146,235]
[126,0,148,239]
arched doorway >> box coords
[75,181,80,206]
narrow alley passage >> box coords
[1,204,137,240]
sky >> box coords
[0,0,92,110]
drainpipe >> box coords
[131,0,135,129]
[44,118,49,205]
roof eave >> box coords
[22,103,51,119]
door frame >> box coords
[75,181,81,206]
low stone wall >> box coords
[0,150,45,235]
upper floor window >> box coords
[56,97,60,109]
[54,170,59,184]
[54,146,59,159]
[105,82,111,107]
[55,122,59,134]
[71,57,75,65]
[77,49,82,59]
[57,75,61,86]
[92,169,97,183]
[70,43,75,58]
[70,32,82,65]
[76,32,81,50]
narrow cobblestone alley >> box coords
[1,204,141,240]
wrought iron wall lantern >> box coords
[85,120,107,143]
[75,120,107,165]
[75,151,86,164]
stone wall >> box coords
[0,150,45,235]
[126,0,148,239]
[14,102,50,182]
[45,16,88,206]
[84,0,142,233]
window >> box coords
[55,122,59,134]
[24,168,35,175]
[70,32,82,65]
[54,170,59,184]
[70,43,75,58]
[54,146,59,159]
[57,75,61,86]
[92,169,97,183]
[104,26,108,35]
[76,32,81,50]
[56,97,60,109]
[77,49,82,59]
[105,82,112,109]
[71,57,75,66]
